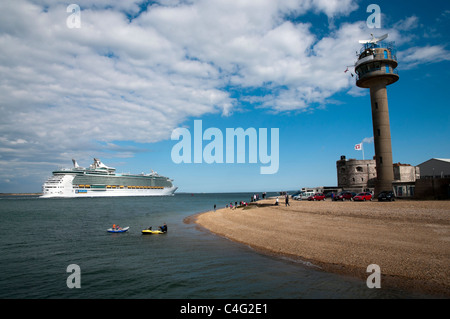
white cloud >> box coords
[310,0,359,17]
[0,1,362,153]
[398,45,450,69]
[4,0,446,190]
[362,137,374,144]
[394,16,419,31]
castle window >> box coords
[377,129,381,136]
[356,166,363,172]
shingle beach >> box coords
[193,198,450,297]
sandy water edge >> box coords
[187,199,450,297]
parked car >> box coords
[378,191,395,201]
[308,193,326,201]
[333,191,356,201]
[353,192,373,201]
[294,192,315,200]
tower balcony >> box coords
[356,65,399,88]
[355,42,399,88]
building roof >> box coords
[433,158,450,163]
[418,158,450,165]
[417,158,450,168]
[393,162,411,166]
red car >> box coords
[308,193,326,201]
[353,192,373,201]
[333,191,356,201]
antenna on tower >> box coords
[358,33,388,44]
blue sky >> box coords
[0,0,449,193]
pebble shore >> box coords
[194,198,450,297]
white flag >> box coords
[355,143,362,151]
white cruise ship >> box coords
[40,158,177,198]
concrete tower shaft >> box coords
[355,39,399,196]
[370,83,394,193]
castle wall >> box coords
[336,156,420,196]
[336,156,376,192]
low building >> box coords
[335,156,449,199]
[414,158,450,199]
[301,187,324,193]
[417,158,450,178]
[336,156,419,197]
[392,163,420,197]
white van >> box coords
[294,191,316,200]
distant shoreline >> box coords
[193,198,450,297]
[0,193,42,196]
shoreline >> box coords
[0,193,42,196]
[191,199,450,297]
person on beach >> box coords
[214,204,216,212]
[285,195,290,206]
[275,197,279,206]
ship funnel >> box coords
[72,159,79,168]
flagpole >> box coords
[362,143,365,160]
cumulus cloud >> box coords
[0,0,362,165]
[1,0,445,189]
[398,45,450,69]
[310,0,358,18]
[362,137,374,144]
[394,15,419,31]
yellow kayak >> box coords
[142,229,166,235]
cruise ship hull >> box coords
[40,186,178,198]
[40,158,178,198]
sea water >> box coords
[0,193,426,299]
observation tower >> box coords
[354,34,399,196]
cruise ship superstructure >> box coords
[41,158,177,198]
